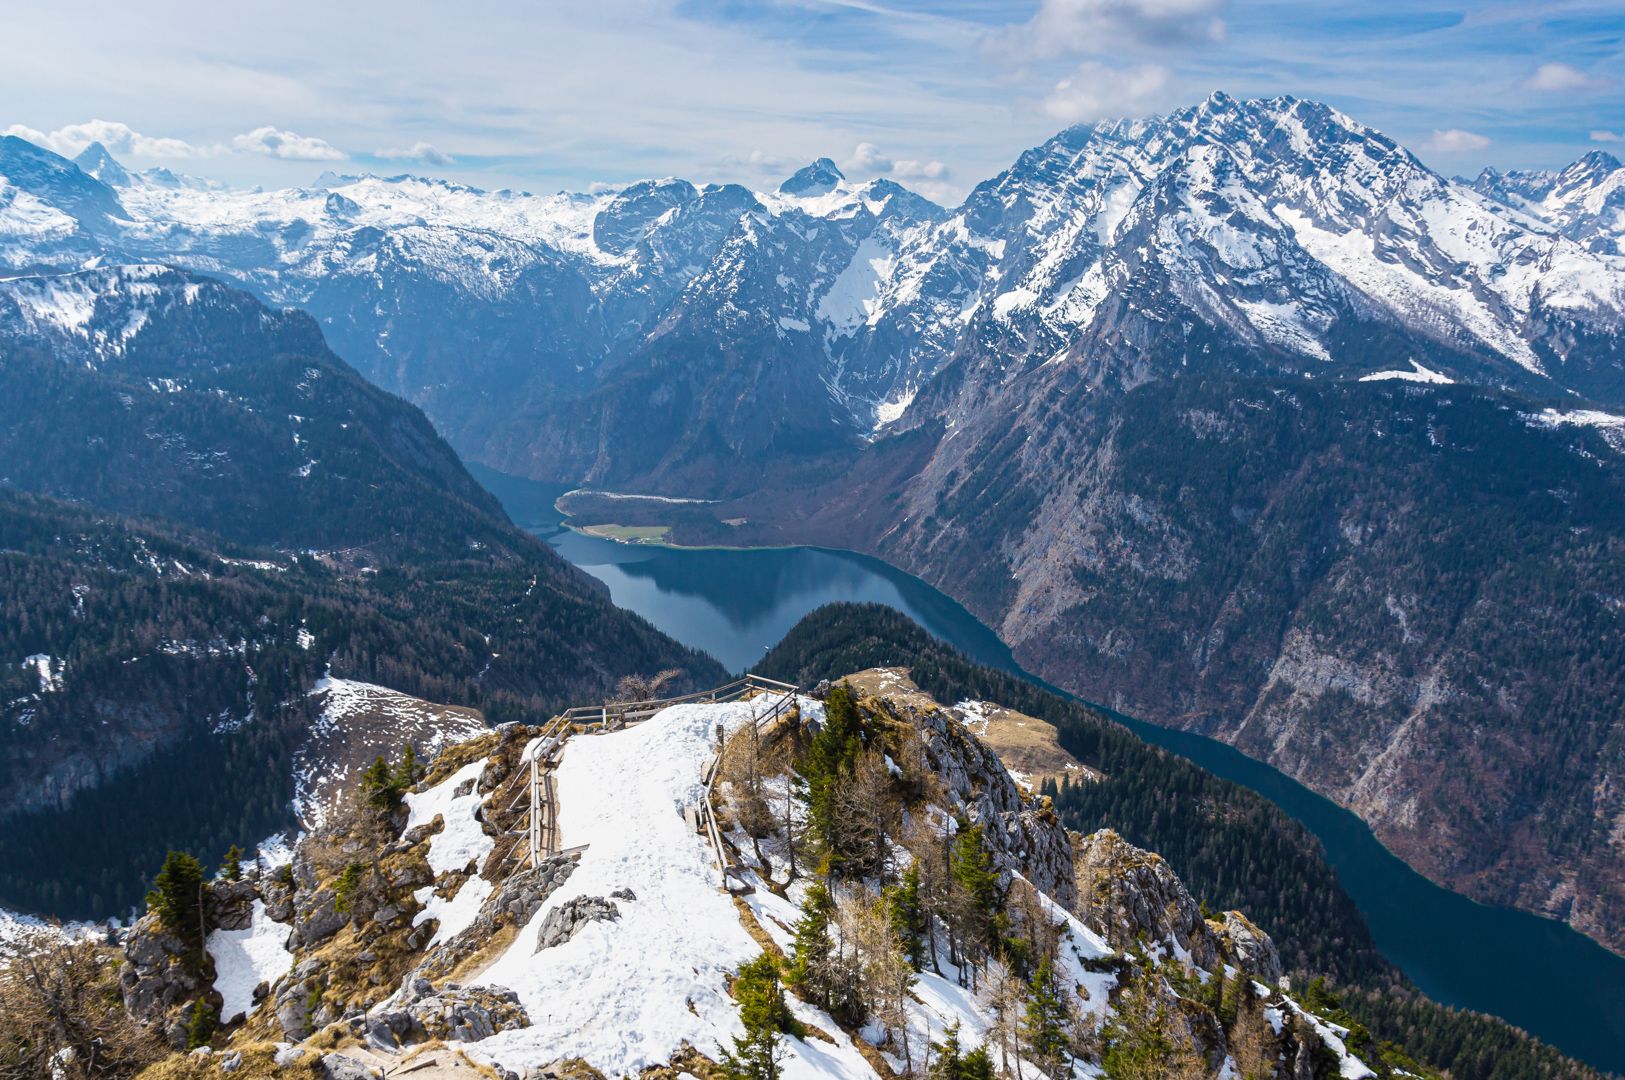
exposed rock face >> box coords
[535,897,620,952]
[119,915,200,1026]
[368,980,530,1048]
[321,1052,383,1080]
[1073,828,1282,984]
[413,854,580,981]
[899,696,1079,911]
[207,880,256,932]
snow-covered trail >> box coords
[474,698,876,1080]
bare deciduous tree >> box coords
[832,749,902,883]
[0,942,163,1080]
[614,668,684,702]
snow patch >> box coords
[206,899,293,1021]
[404,759,494,876]
[1358,360,1453,384]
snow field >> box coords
[206,899,295,1022]
[405,759,497,946]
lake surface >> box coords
[476,464,1625,1071]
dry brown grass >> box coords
[0,941,165,1080]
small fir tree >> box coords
[786,882,835,1007]
[930,1021,967,1080]
[797,685,866,873]
[717,953,802,1080]
[359,755,396,809]
[185,997,215,1050]
[333,863,366,914]
[362,745,428,810]
[146,851,204,948]
[961,1044,995,1080]
[1022,959,1071,1078]
[220,845,243,882]
[889,863,927,971]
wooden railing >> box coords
[697,685,801,893]
[496,675,801,875]
[557,674,799,730]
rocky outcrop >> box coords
[366,979,530,1049]
[1073,828,1282,984]
[413,854,580,980]
[119,877,262,1047]
[119,915,202,1035]
[892,695,1079,910]
[535,896,619,952]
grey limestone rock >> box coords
[534,896,619,952]
[321,1053,383,1080]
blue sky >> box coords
[2,0,1621,203]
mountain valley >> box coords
[6,89,1625,1078]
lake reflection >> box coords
[548,529,1016,675]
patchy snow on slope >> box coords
[404,758,497,945]
[206,899,293,1022]
[816,237,894,335]
[1358,359,1454,384]
[405,759,494,876]
[470,697,884,1080]
[1524,407,1625,431]
[294,677,487,825]
[415,875,494,949]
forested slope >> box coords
[754,602,1603,1080]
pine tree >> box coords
[718,954,802,1080]
[962,1044,995,1080]
[220,845,243,882]
[797,685,865,873]
[333,863,365,914]
[787,882,835,1007]
[394,743,425,791]
[359,755,396,809]
[930,1021,966,1080]
[185,998,215,1050]
[951,822,1001,956]
[1022,959,1071,1078]
[889,863,927,971]
[146,851,204,948]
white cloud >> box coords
[985,0,1226,62]
[232,126,345,161]
[1522,63,1609,92]
[1419,128,1491,153]
[1592,130,1625,143]
[892,159,949,180]
[377,141,455,166]
[1040,61,1173,123]
[2,119,208,159]
[839,143,950,182]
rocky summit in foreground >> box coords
[66,677,1477,1080]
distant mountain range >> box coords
[6,95,1625,958]
[4,97,1624,493]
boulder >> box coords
[118,913,199,1025]
[535,897,619,952]
[368,981,529,1047]
[321,1053,383,1080]
[1221,910,1283,985]
[206,879,257,931]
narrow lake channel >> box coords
[470,463,1625,1072]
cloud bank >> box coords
[1,120,207,159]
[231,127,346,161]
[1420,129,1491,153]
[377,142,455,166]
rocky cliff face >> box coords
[1072,827,1282,985]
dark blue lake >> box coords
[472,462,1625,1072]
